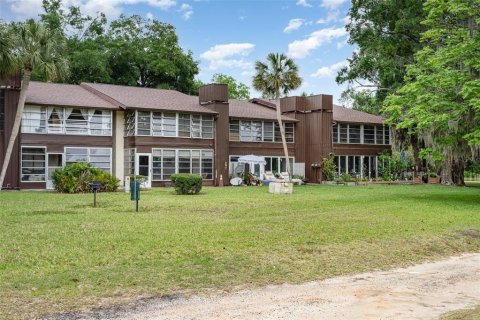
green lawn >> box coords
[1,185,479,319]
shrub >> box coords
[52,163,119,193]
[340,173,355,182]
[322,156,337,181]
[171,174,203,195]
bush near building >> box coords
[171,174,203,194]
[52,163,119,193]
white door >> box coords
[47,153,63,189]
[135,153,152,188]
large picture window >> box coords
[65,147,112,172]
[152,149,214,181]
[22,106,112,136]
[334,123,390,145]
[229,120,294,143]
[21,147,46,182]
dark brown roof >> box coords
[26,82,119,110]
[229,99,297,122]
[333,105,384,124]
[82,83,216,114]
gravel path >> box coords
[52,253,480,320]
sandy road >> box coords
[106,253,480,320]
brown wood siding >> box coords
[1,88,21,189]
[0,74,22,88]
[199,84,228,103]
[304,110,333,182]
[21,134,113,153]
[229,141,295,157]
[205,102,229,185]
[294,113,306,163]
[20,182,46,189]
[333,143,391,156]
[124,136,215,152]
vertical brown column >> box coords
[199,84,229,186]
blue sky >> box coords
[0,0,354,104]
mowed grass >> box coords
[1,185,480,319]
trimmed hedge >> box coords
[170,174,203,195]
[52,163,119,193]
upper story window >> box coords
[21,106,112,136]
[124,110,214,139]
[332,123,391,145]
[229,120,294,143]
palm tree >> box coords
[252,53,302,181]
[0,19,69,190]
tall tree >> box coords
[211,73,250,100]
[253,53,302,181]
[337,0,425,115]
[384,0,480,185]
[0,19,69,190]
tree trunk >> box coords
[452,158,465,186]
[0,69,31,190]
[441,147,454,185]
[275,94,291,182]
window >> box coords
[285,123,294,143]
[376,126,384,144]
[364,125,375,144]
[191,115,202,138]
[339,124,348,143]
[240,120,252,141]
[349,124,361,143]
[137,111,151,135]
[202,116,214,139]
[151,149,214,180]
[23,106,111,136]
[385,126,390,144]
[65,147,111,172]
[264,156,294,174]
[178,114,191,137]
[332,125,338,143]
[0,89,5,132]
[22,106,46,133]
[125,111,135,136]
[263,122,273,142]
[21,147,46,182]
[229,120,240,141]
[124,149,135,177]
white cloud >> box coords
[284,19,304,33]
[7,0,177,20]
[296,0,312,7]
[200,43,255,70]
[311,60,347,78]
[316,9,340,24]
[179,3,193,20]
[287,27,347,59]
[321,0,347,9]
[146,12,154,20]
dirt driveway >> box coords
[52,253,480,320]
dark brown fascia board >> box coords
[249,98,277,109]
[25,102,120,111]
[124,106,218,115]
[80,83,126,110]
[229,116,299,123]
[334,120,386,125]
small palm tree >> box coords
[252,53,302,181]
[0,19,69,190]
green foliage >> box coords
[52,163,119,193]
[384,0,480,184]
[211,73,250,100]
[378,151,406,181]
[170,174,203,195]
[38,1,199,94]
[322,156,337,181]
[337,0,424,114]
[339,173,355,183]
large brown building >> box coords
[0,79,391,189]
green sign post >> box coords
[130,178,140,212]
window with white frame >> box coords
[126,111,213,138]
[229,120,294,143]
[151,148,214,181]
[124,148,136,177]
[334,123,390,145]
[65,147,112,172]
[22,106,112,136]
[21,147,46,182]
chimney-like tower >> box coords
[199,84,229,186]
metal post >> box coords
[94,190,97,208]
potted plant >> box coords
[428,173,440,184]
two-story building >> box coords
[0,77,391,190]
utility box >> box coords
[130,180,140,200]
